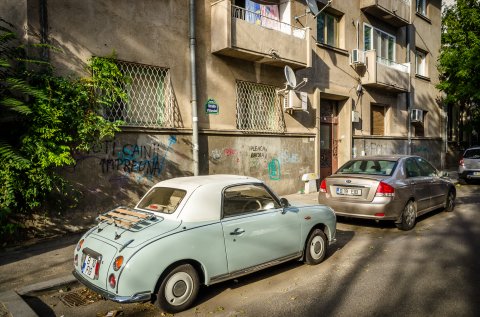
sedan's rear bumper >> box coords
[72,270,152,303]
[318,195,404,221]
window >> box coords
[236,81,285,133]
[416,0,427,16]
[405,158,421,178]
[416,158,438,177]
[137,187,186,214]
[106,61,176,128]
[337,160,397,176]
[317,11,338,47]
[415,49,427,77]
[222,184,280,217]
[364,24,396,64]
[371,104,385,136]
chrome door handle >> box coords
[230,228,245,235]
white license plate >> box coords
[474,172,480,176]
[81,255,99,279]
[336,187,362,196]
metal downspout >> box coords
[406,23,411,155]
[189,0,199,176]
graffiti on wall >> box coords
[75,136,177,185]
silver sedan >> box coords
[318,155,456,230]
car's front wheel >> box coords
[305,229,327,265]
[156,263,199,313]
[396,200,416,231]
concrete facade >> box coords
[2,0,444,213]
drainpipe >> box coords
[189,0,199,175]
[406,23,411,155]
[39,0,49,60]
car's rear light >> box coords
[320,179,327,193]
[76,239,84,251]
[375,213,385,217]
[109,273,116,288]
[375,181,395,197]
[459,158,464,166]
[113,256,124,271]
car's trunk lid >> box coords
[88,207,181,248]
[463,158,480,169]
[325,174,388,202]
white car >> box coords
[459,146,480,183]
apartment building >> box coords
[2,0,443,211]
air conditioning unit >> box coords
[411,109,424,123]
[283,90,307,112]
[350,49,365,65]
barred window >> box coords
[236,81,285,133]
[106,61,179,128]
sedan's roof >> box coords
[349,155,412,161]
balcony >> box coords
[211,0,308,68]
[360,0,410,27]
[361,50,410,92]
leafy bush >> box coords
[0,18,127,240]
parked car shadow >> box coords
[194,229,354,306]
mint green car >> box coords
[73,175,336,313]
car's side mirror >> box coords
[280,198,290,207]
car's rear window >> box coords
[464,149,480,159]
[337,160,397,176]
[137,187,186,214]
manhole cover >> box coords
[59,288,102,307]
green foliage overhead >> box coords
[437,0,480,105]
[0,18,127,237]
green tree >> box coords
[0,18,127,238]
[437,0,480,145]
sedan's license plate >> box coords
[474,172,480,176]
[336,187,362,196]
[81,255,99,279]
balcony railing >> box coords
[211,0,309,68]
[231,5,306,39]
[361,50,410,92]
[376,56,409,73]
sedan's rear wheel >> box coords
[156,264,199,313]
[396,201,416,231]
[445,190,455,212]
[305,229,327,265]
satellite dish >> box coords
[306,0,320,16]
[284,66,297,89]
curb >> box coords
[0,274,78,317]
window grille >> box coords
[236,81,285,133]
[106,61,181,128]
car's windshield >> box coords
[464,148,480,159]
[337,160,397,176]
[137,187,186,214]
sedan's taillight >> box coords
[459,158,465,166]
[320,179,327,193]
[375,181,395,197]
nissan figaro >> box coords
[73,175,336,313]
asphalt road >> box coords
[3,183,480,317]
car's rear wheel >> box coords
[156,264,199,313]
[445,190,455,212]
[396,200,416,231]
[305,229,327,265]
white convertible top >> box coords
[138,175,263,222]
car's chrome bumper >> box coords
[72,270,152,303]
